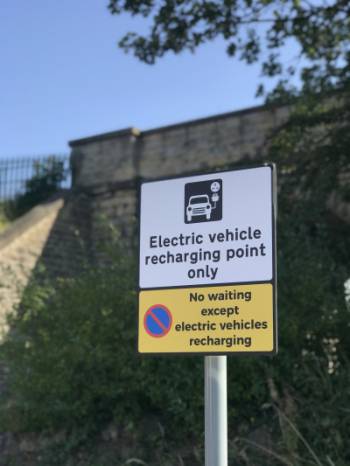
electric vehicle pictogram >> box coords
[184,179,223,224]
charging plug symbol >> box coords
[210,182,221,208]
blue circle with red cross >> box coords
[144,304,172,338]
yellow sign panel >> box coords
[139,283,275,354]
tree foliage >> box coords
[109,0,350,96]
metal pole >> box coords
[205,355,228,466]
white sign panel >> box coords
[139,165,275,289]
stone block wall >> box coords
[2,101,348,297]
[90,189,138,238]
[0,191,93,342]
[69,104,290,240]
[0,197,64,339]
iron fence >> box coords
[0,155,71,200]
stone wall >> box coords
[0,190,93,346]
[69,104,290,239]
[2,101,349,317]
[0,196,64,339]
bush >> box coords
[5,157,67,220]
[1,206,349,464]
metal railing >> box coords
[0,155,71,200]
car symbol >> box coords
[187,195,212,222]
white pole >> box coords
[205,355,228,466]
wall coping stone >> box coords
[69,127,140,147]
[141,102,286,136]
[68,103,288,148]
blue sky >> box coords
[1,1,286,158]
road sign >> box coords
[138,164,277,355]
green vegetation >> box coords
[1,134,349,464]
[2,157,67,224]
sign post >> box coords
[138,164,277,465]
[205,355,227,466]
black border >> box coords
[137,163,277,356]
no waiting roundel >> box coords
[144,304,172,338]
